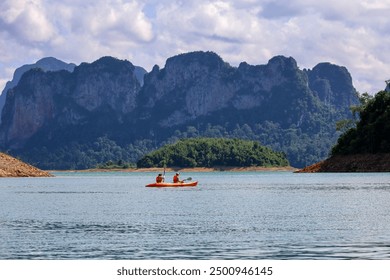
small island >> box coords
[136,138,290,170]
[0,152,52,177]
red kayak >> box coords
[146,181,198,188]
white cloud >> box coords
[69,1,154,42]
[0,0,56,43]
[46,0,154,63]
[0,0,390,93]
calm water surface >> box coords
[1,172,390,259]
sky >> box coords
[1,0,389,94]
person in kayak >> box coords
[173,172,183,183]
[156,173,164,183]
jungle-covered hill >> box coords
[137,138,289,168]
[332,90,390,155]
[298,90,390,172]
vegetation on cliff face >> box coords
[137,138,289,168]
[332,91,390,155]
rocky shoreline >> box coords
[4,151,388,176]
[296,153,390,173]
[0,152,52,177]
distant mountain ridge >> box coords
[0,51,358,169]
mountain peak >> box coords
[35,57,76,72]
[165,51,227,70]
[307,62,356,110]
[267,55,298,71]
[75,56,146,86]
[78,56,133,72]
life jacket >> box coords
[156,176,163,183]
[173,175,179,183]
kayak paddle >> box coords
[182,177,192,182]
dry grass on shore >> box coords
[0,152,52,177]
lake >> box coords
[1,171,390,260]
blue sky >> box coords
[1,0,389,94]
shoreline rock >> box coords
[0,152,53,177]
[296,153,390,173]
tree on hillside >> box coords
[332,91,390,155]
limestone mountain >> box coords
[0,56,144,149]
[137,53,311,135]
[0,57,76,122]
[0,51,358,169]
[306,62,357,113]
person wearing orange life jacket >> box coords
[156,173,164,183]
[173,172,183,183]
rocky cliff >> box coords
[306,62,356,112]
[0,51,358,169]
[137,52,237,126]
[137,52,350,132]
[0,57,144,149]
[0,57,76,122]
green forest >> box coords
[332,90,390,155]
[16,119,337,170]
[19,137,155,170]
[136,138,289,168]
